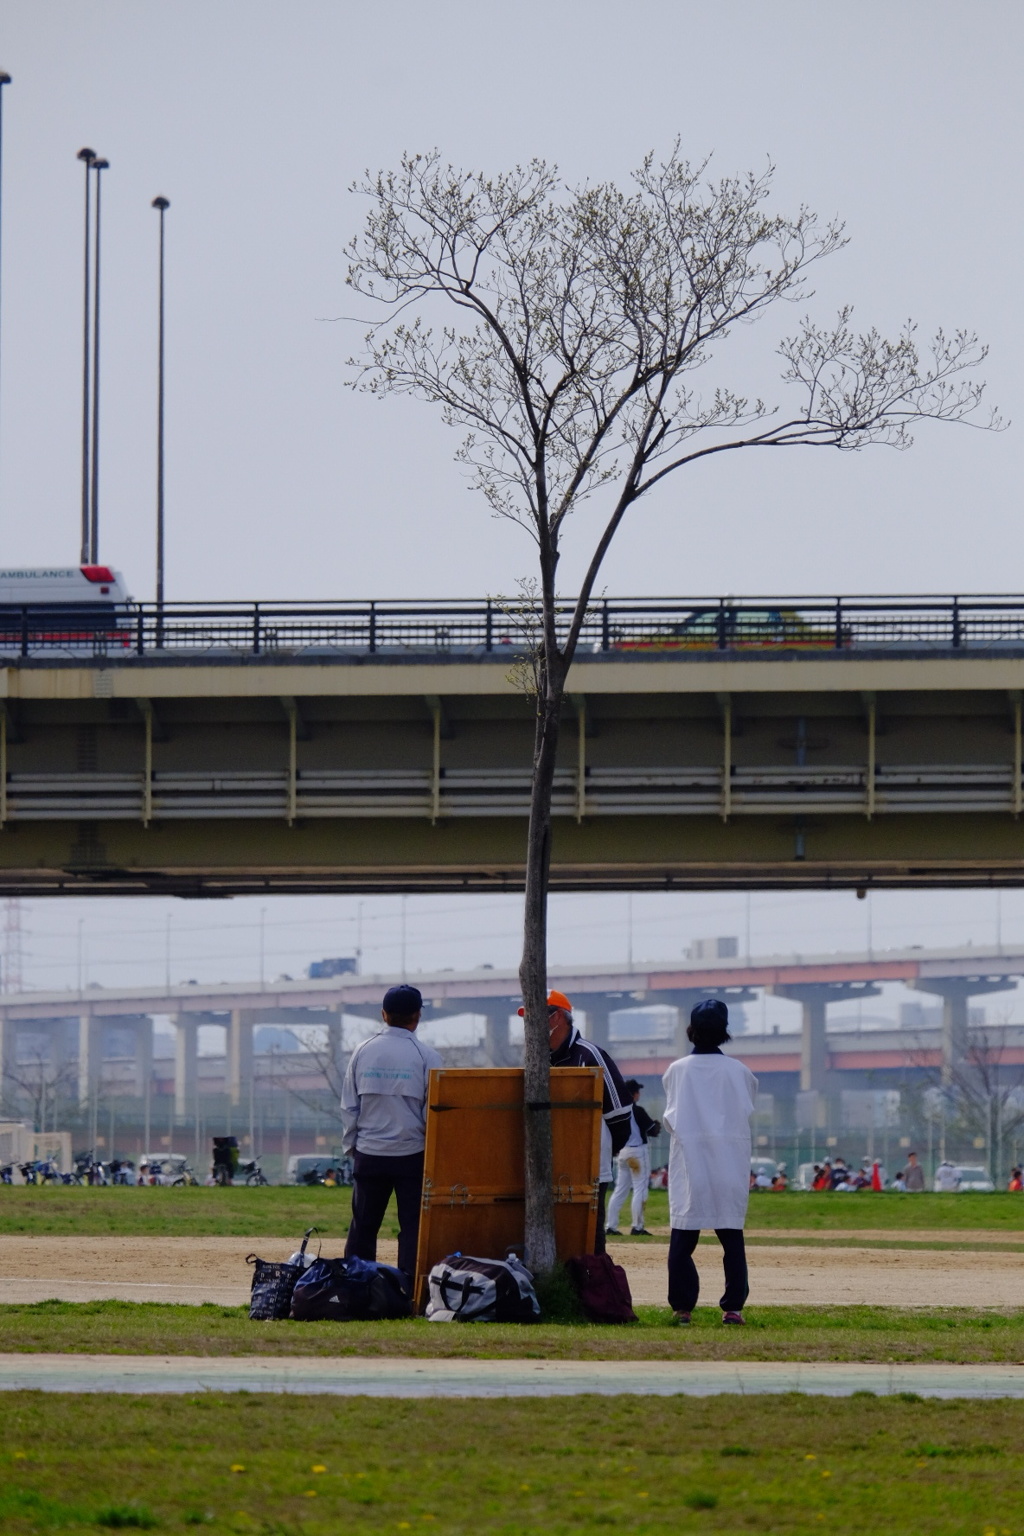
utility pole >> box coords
[259,906,266,986]
[152,197,169,642]
[89,157,109,563]
[0,72,11,513]
[76,148,96,564]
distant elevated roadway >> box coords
[2,941,1023,1104]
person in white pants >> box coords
[606,1080,661,1236]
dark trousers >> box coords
[345,1150,425,1279]
[668,1228,749,1313]
[594,1182,609,1255]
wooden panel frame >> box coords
[414,1066,602,1308]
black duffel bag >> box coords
[289,1254,411,1321]
[246,1227,319,1321]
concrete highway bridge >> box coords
[3,944,1023,1127]
[3,594,1024,896]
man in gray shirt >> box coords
[341,985,443,1278]
[901,1151,926,1191]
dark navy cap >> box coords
[624,1079,643,1096]
[382,984,423,1016]
[691,997,729,1027]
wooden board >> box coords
[414,1066,602,1308]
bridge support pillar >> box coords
[174,1015,198,1119]
[77,1014,101,1107]
[129,1017,154,1099]
[800,994,827,1094]
[326,1010,344,1079]
[228,1009,255,1108]
[51,1019,78,1081]
[482,1006,516,1066]
[582,999,612,1050]
[0,1012,12,1103]
[770,982,880,1093]
[911,977,1011,1083]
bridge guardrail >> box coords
[4,596,1024,659]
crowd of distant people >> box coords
[803,1151,1023,1192]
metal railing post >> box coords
[952,597,961,649]
[834,598,843,650]
[369,602,377,654]
[717,599,727,651]
[19,606,28,658]
[136,607,145,656]
[485,600,493,652]
[252,603,261,656]
[602,601,610,652]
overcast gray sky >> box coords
[1,2,1021,1004]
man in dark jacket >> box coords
[519,989,634,1254]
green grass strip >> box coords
[2,1299,1024,1362]
[1,1186,1022,1237]
[2,1392,1024,1532]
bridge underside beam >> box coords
[3,814,1024,895]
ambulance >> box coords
[0,565,133,653]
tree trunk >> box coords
[520,671,564,1275]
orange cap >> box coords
[517,989,573,1017]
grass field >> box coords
[2,1391,1023,1533]
[2,1186,1023,1237]
[3,1299,1024,1362]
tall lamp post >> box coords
[152,196,169,642]
[76,147,95,565]
[89,156,109,564]
[0,72,11,511]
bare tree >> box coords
[268,1032,348,1132]
[933,1032,1024,1184]
[345,146,1001,1271]
[1,1047,77,1136]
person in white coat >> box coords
[662,998,758,1325]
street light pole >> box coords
[0,72,12,514]
[76,147,95,565]
[89,157,109,564]
[151,196,169,642]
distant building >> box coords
[687,936,739,960]
[307,956,358,979]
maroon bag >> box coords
[566,1253,638,1324]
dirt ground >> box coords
[1,1234,1021,1309]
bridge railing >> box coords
[4,595,1024,658]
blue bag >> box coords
[289,1255,411,1321]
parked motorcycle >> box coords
[73,1151,108,1186]
[19,1158,63,1185]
